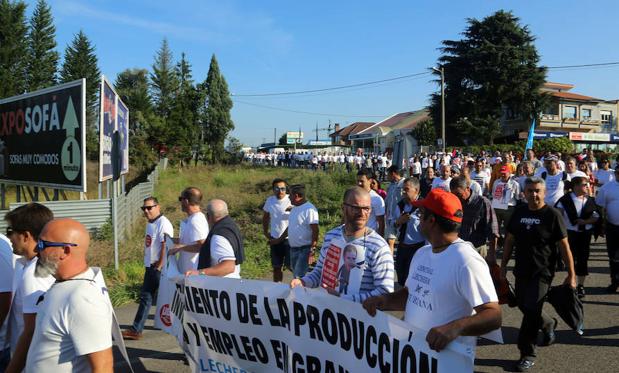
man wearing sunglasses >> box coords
[25,219,113,372]
[123,197,173,340]
[262,179,292,282]
[176,187,209,274]
[4,203,54,373]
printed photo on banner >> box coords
[320,237,366,296]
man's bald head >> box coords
[36,219,90,279]
[343,186,370,204]
[207,199,229,221]
[41,218,90,257]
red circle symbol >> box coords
[145,234,152,247]
[160,304,171,327]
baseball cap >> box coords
[412,188,463,223]
[500,166,510,174]
[494,157,502,164]
[545,155,558,162]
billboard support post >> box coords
[0,184,5,210]
[112,180,119,270]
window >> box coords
[601,110,613,124]
[582,108,592,120]
[563,106,577,119]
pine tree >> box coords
[60,30,101,159]
[26,0,58,91]
[0,0,28,98]
[429,10,547,145]
[201,54,234,162]
[150,38,178,117]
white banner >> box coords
[158,275,475,373]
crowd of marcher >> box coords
[1,146,618,372]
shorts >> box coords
[270,239,291,268]
[384,223,398,240]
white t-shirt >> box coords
[144,215,174,268]
[8,256,55,353]
[404,239,498,346]
[470,170,490,194]
[431,177,451,192]
[25,268,113,372]
[367,190,386,231]
[566,170,588,180]
[178,212,208,273]
[209,235,241,278]
[556,193,599,231]
[288,201,319,247]
[411,161,422,175]
[596,180,619,225]
[263,195,292,239]
[543,172,566,207]
[491,178,520,210]
[0,234,14,350]
[469,179,482,197]
[595,169,615,186]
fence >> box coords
[0,159,166,241]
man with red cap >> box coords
[363,188,501,355]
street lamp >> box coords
[432,66,445,153]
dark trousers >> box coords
[515,276,554,359]
[567,230,592,276]
[132,265,161,333]
[607,223,619,285]
[395,241,425,286]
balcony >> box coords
[538,114,602,131]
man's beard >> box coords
[35,256,58,278]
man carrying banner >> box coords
[262,179,292,282]
[186,199,244,278]
[291,187,394,303]
[123,197,173,340]
[4,203,54,373]
[25,219,113,372]
[177,187,209,274]
[363,188,501,354]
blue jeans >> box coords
[132,265,160,333]
[289,245,311,279]
[0,348,10,372]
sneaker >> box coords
[606,283,618,294]
[541,318,558,346]
[577,285,585,299]
[121,329,142,340]
[516,358,535,372]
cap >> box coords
[450,165,460,173]
[494,157,502,164]
[500,166,510,174]
[412,188,463,223]
[545,155,558,162]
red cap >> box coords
[500,166,510,174]
[412,188,463,223]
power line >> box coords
[233,99,387,118]
[232,71,431,97]
[546,61,619,70]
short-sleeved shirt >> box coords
[0,234,15,350]
[404,239,497,346]
[595,169,615,186]
[507,204,567,282]
[178,212,208,273]
[368,189,386,230]
[144,215,174,267]
[596,180,619,225]
[209,235,241,278]
[262,195,292,239]
[431,177,451,192]
[288,201,319,247]
[25,268,113,372]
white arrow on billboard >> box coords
[63,96,79,138]
[61,96,81,181]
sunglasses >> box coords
[141,205,157,211]
[273,187,286,192]
[6,226,20,236]
[36,239,77,252]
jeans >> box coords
[132,265,161,333]
[395,241,425,286]
[289,245,312,279]
[0,348,9,372]
[515,276,554,359]
[606,223,619,285]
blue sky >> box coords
[31,0,619,146]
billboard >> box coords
[98,76,129,181]
[0,80,86,191]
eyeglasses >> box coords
[141,205,157,211]
[273,187,286,192]
[6,226,20,236]
[36,239,77,252]
[343,203,371,213]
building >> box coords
[329,122,375,146]
[502,82,619,137]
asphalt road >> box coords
[113,240,619,372]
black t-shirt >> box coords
[507,204,567,282]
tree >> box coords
[226,136,243,153]
[60,30,101,159]
[200,54,234,162]
[150,38,178,118]
[429,10,547,145]
[26,0,58,91]
[278,134,287,145]
[0,0,28,98]
[410,119,437,146]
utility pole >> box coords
[274,128,277,145]
[432,66,446,153]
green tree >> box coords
[200,54,234,162]
[0,0,28,98]
[26,0,58,91]
[60,30,101,159]
[411,119,437,146]
[150,38,178,118]
[278,134,287,145]
[429,10,547,145]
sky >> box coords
[29,0,619,146]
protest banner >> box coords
[0,80,86,191]
[161,275,475,373]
